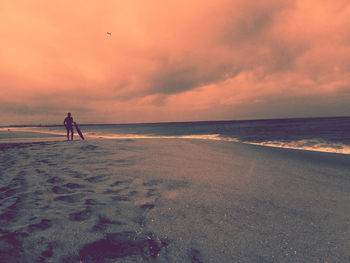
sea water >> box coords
[2,117,350,154]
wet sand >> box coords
[1,138,350,262]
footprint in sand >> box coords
[47,176,65,184]
[38,159,56,166]
[53,194,82,203]
[80,144,99,151]
[51,186,70,194]
[64,183,85,189]
[0,231,29,262]
[190,248,204,263]
[28,219,52,232]
[140,204,155,210]
[143,179,163,186]
[0,197,22,222]
[69,209,92,221]
[0,173,27,200]
[146,188,157,197]
[85,199,99,206]
[111,195,129,201]
[110,179,132,187]
[40,243,54,259]
[91,216,123,232]
[85,174,110,183]
[103,189,124,195]
[0,186,15,199]
[78,231,165,262]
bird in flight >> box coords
[106,32,112,35]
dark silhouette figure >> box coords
[64,112,74,141]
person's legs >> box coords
[66,129,70,140]
[70,127,74,140]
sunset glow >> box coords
[1,0,350,125]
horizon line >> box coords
[1,115,349,128]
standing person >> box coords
[64,112,74,141]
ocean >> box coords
[2,116,350,154]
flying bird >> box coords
[106,32,112,35]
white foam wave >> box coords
[89,133,350,154]
[86,133,223,140]
[241,139,350,154]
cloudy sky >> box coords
[1,0,350,125]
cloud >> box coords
[1,0,350,124]
[148,56,239,96]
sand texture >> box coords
[1,139,350,262]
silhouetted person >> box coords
[64,112,74,140]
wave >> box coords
[86,133,350,154]
[235,139,350,155]
[85,133,223,140]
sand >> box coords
[1,138,350,262]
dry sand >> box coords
[1,138,350,262]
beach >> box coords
[1,138,350,262]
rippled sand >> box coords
[1,138,350,262]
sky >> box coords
[1,0,350,125]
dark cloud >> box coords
[149,57,241,95]
[267,40,309,73]
[214,93,350,121]
[219,1,292,44]
[0,101,92,116]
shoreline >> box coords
[3,119,350,155]
[2,135,350,157]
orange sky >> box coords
[1,0,350,125]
